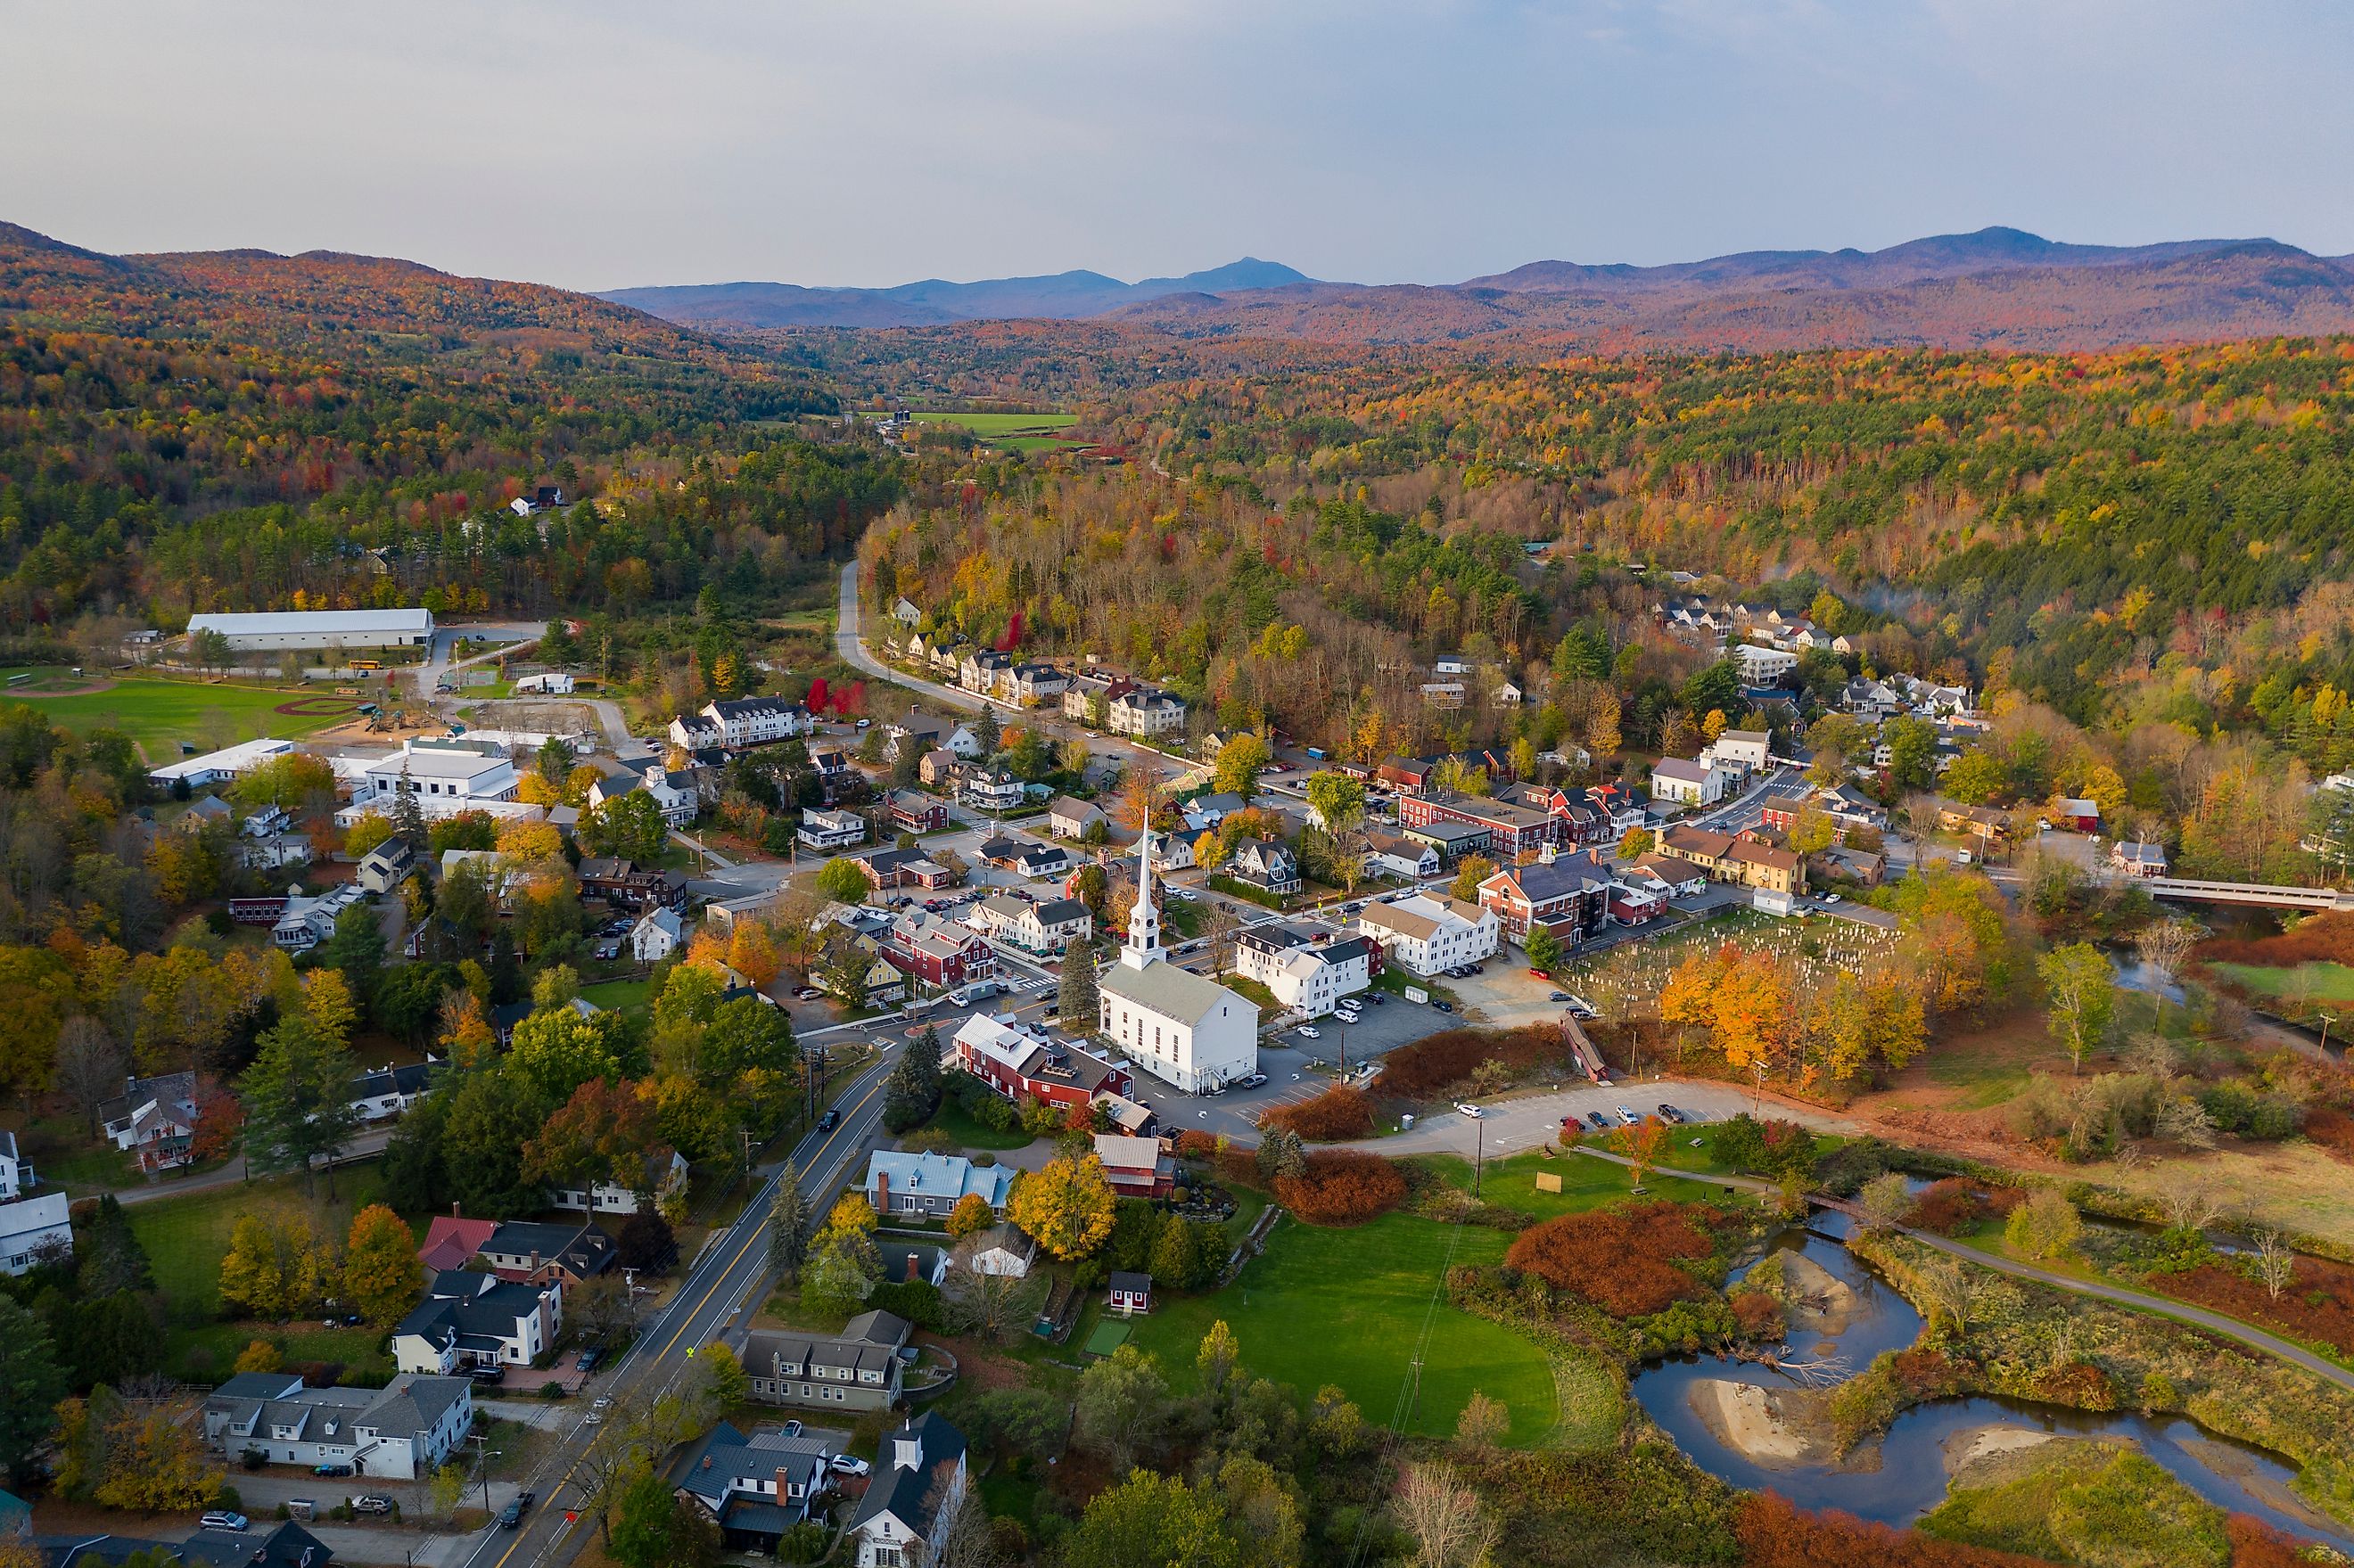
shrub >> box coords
[1371,1025,1566,1100]
[1272,1150,1407,1226]
[1905,1178,2015,1235]
[1174,1129,1220,1159]
[539,1380,567,1400]
[1259,1085,1375,1142]
[2161,1255,2354,1359]
[212,1485,242,1512]
[866,1277,946,1332]
[2305,1106,2354,1162]
[899,1127,957,1155]
[1728,1288,1784,1338]
[1504,1202,1718,1318]
[1737,1492,2053,1566]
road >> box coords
[836,563,981,717]
[452,1038,904,1568]
[1572,1146,2354,1399]
[102,1129,396,1206]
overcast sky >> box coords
[4,1,2350,291]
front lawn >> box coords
[580,978,653,1013]
[1117,1211,1556,1446]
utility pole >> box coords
[1474,1119,1485,1198]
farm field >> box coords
[0,670,357,757]
[1116,1210,1558,1446]
[911,410,1087,453]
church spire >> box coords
[1123,826,1162,969]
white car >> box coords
[1823,893,1843,905]
[828,1455,872,1478]
[200,1512,249,1533]
[1168,889,1197,902]
[1616,1106,1641,1126]
[1295,1024,1321,1039]
[1455,1102,1484,1118]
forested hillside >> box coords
[0,223,880,632]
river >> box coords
[1627,1217,2354,1551]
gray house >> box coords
[739,1309,912,1413]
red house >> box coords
[1092,1134,1175,1199]
[886,790,949,833]
[949,1014,1134,1112]
[884,914,997,987]
[1607,880,1668,924]
[1759,801,1800,833]
[1107,1271,1154,1316]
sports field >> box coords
[0,670,356,757]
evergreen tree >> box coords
[489,928,523,1006]
[319,904,384,1006]
[239,1016,361,1195]
[1058,937,1100,1025]
[768,1163,811,1278]
[0,1296,67,1487]
[391,764,425,845]
[973,704,1001,757]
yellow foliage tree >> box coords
[234,1339,284,1374]
[498,820,564,861]
[218,1211,326,1321]
[344,1203,424,1326]
[301,968,358,1046]
[945,1192,994,1238]
[1007,1153,1116,1261]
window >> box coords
[873,1548,903,1568]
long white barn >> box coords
[186,607,435,652]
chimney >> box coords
[452,1202,462,1216]
[876,1171,889,1212]
[907,1252,920,1283]
[703,1455,712,1469]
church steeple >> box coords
[1122,828,1162,969]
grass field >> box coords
[926,1096,1037,1152]
[0,671,353,756]
[1413,1148,1730,1218]
[1118,1211,1557,1446]
[580,978,653,1013]
[2207,960,2354,1001]
[911,411,1077,436]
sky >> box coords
[4,0,2352,292]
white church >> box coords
[1097,831,1259,1094]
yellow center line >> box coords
[476,1061,893,1568]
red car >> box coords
[1528,967,1551,981]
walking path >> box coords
[1572,1145,2354,1397]
[99,1129,394,1206]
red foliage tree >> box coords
[804,677,829,712]
[1272,1150,1406,1226]
[1258,1086,1375,1142]
[1735,1492,2054,1566]
[1503,1202,1717,1318]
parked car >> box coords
[352,1496,394,1516]
[1823,892,1843,904]
[199,1512,249,1532]
[828,1455,872,1477]
[1586,1111,1609,1130]
[1615,1106,1641,1126]
[1295,1024,1321,1039]
[575,1347,603,1374]
[594,940,620,960]
[1238,1073,1269,1089]
[1548,990,1571,1002]
[1434,1000,1455,1014]
[1454,1103,1485,1119]
[1168,889,1196,902]
[1656,1104,1684,1123]
[313,1463,355,1477]
[469,1366,505,1383]
[1366,991,1386,1006]
[1528,967,1551,981]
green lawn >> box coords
[1412,1148,1728,1218]
[2207,960,2354,1001]
[926,1096,1037,1153]
[128,1166,401,1320]
[1,672,353,757]
[910,411,1077,437]
[1118,1211,1557,1446]
[580,978,653,1013]
[1926,1048,2037,1110]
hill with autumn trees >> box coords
[0,221,892,633]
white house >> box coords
[1356,893,1499,977]
[201,1371,472,1480]
[632,907,684,963]
[1650,757,1731,808]
[967,894,1092,954]
[959,1224,1036,1279]
[1365,831,1440,882]
[512,671,575,694]
[1097,833,1258,1093]
[1107,686,1187,738]
[1704,728,1774,773]
[349,1062,436,1121]
[1234,926,1370,1014]
[0,1192,71,1276]
[99,1071,200,1170]
[798,806,869,852]
[392,1274,559,1374]
[271,880,369,951]
[848,1414,970,1568]
[701,697,811,750]
[1733,644,1798,684]
[0,1129,32,1200]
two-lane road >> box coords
[457,1038,902,1568]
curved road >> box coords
[835,562,984,717]
[1572,1145,2354,1397]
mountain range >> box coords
[598,258,1311,329]
[607,227,2354,350]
